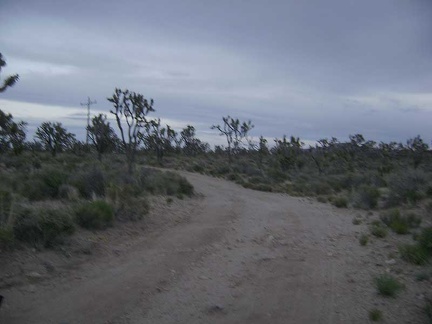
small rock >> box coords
[26,272,42,280]
[207,304,224,314]
[199,275,209,280]
[385,259,396,265]
[43,261,55,273]
[27,285,36,293]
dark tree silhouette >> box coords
[108,88,155,174]
[0,53,19,93]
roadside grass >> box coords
[359,234,369,246]
[374,274,404,297]
[368,308,383,322]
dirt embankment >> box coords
[0,171,429,323]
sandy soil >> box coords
[0,171,430,323]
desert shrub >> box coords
[359,234,369,246]
[317,196,327,203]
[114,197,149,222]
[13,207,75,247]
[419,227,432,254]
[40,168,68,198]
[0,227,14,248]
[380,209,421,234]
[399,244,429,265]
[352,217,362,225]
[75,200,114,229]
[369,308,383,322]
[213,164,230,176]
[311,181,332,196]
[243,182,273,192]
[139,168,194,197]
[70,167,106,199]
[405,212,422,228]
[192,163,204,173]
[425,298,432,323]
[415,271,431,281]
[374,274,404,297]
[58,184,80,201]
[387,169,427,205]
[0,190,13,226]
[352,185,380,209]
[332,196,348,208]
[267,167,288,182]
[20,168,68,200]
[370,224,388,238]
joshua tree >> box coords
[87,114,118,161]
[211,116,254,163]
[0,53,19,93]
[108,88,155,174]
[35,122,76,156]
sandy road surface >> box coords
[0,171,423,323]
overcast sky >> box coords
[1,0,431,147]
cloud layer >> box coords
[1,0,431,145]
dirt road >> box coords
[0,171,423,323]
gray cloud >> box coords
[1,0,431,145]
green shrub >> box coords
[425,298,432,323]
[415,271,430,281]
[70,167,106,199]
[353,185,380,209]
[114,197,149,222]
[352,217,362,225]
[380,209,420,234]
[76,200,114,229]
[359,234,369,246]
[419,227,432,254]
[369,308,383,321]
[370,225,388,238]
[13,207,75,247]
[317,196,327,203]
[58,184,80,201]
[387,169,426,205]
[332,196,348,208]
[399,244,429,265]
[20,168,68,200]
[0,190,13,226]
[374,274,404,297]
[139,169,194,197]
[41,168,68,198]
[0,227,14,248]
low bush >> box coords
[370,224,388,238]
[70,167,106,199]
[387,169,427,205]
[139,169,194,197]
[0,227,14,249]
[419,227,432,254]
[380,209,420,234]
[20,168,68,200]
[425,298,432,323]
[368,308,383,322]
[13,207,75,247]
[75,200,114,229]
[332,196,348,208]
[399,244,429,265]
[359,234,369,246]
[352,185,380,209]
[114,197,149,222]
[0,190,13,226]
[352,217,362,225]
[374,274,404,297]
